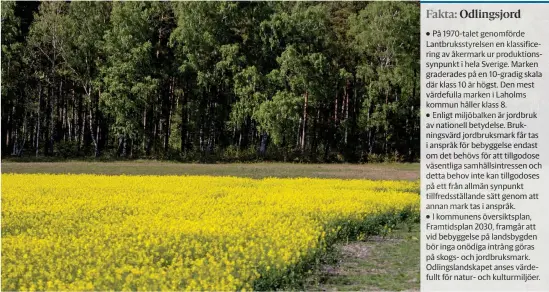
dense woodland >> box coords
[1,1,420,162]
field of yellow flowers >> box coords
[2,174,419,291]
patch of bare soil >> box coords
[340,242,373,260]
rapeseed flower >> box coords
[2,174,419,291]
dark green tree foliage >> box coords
[1,1,420,162]
[101,2,158,157]
[349,2,421,161]
[64,1,111,157]
[1,1,24,155]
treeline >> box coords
[1,1,420,162]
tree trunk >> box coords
[334,93,338,123]
[344,81,349,144]
[143,106,147,152]
[36,82,42,157]
[44,86,53,156]
[180,92,187,153]
[164,78,174,154]
[78,93,83,152]
[259,132,268,157]
[311,108,320,159]
[301,91,308,153]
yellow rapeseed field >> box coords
[2,174,419,291]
